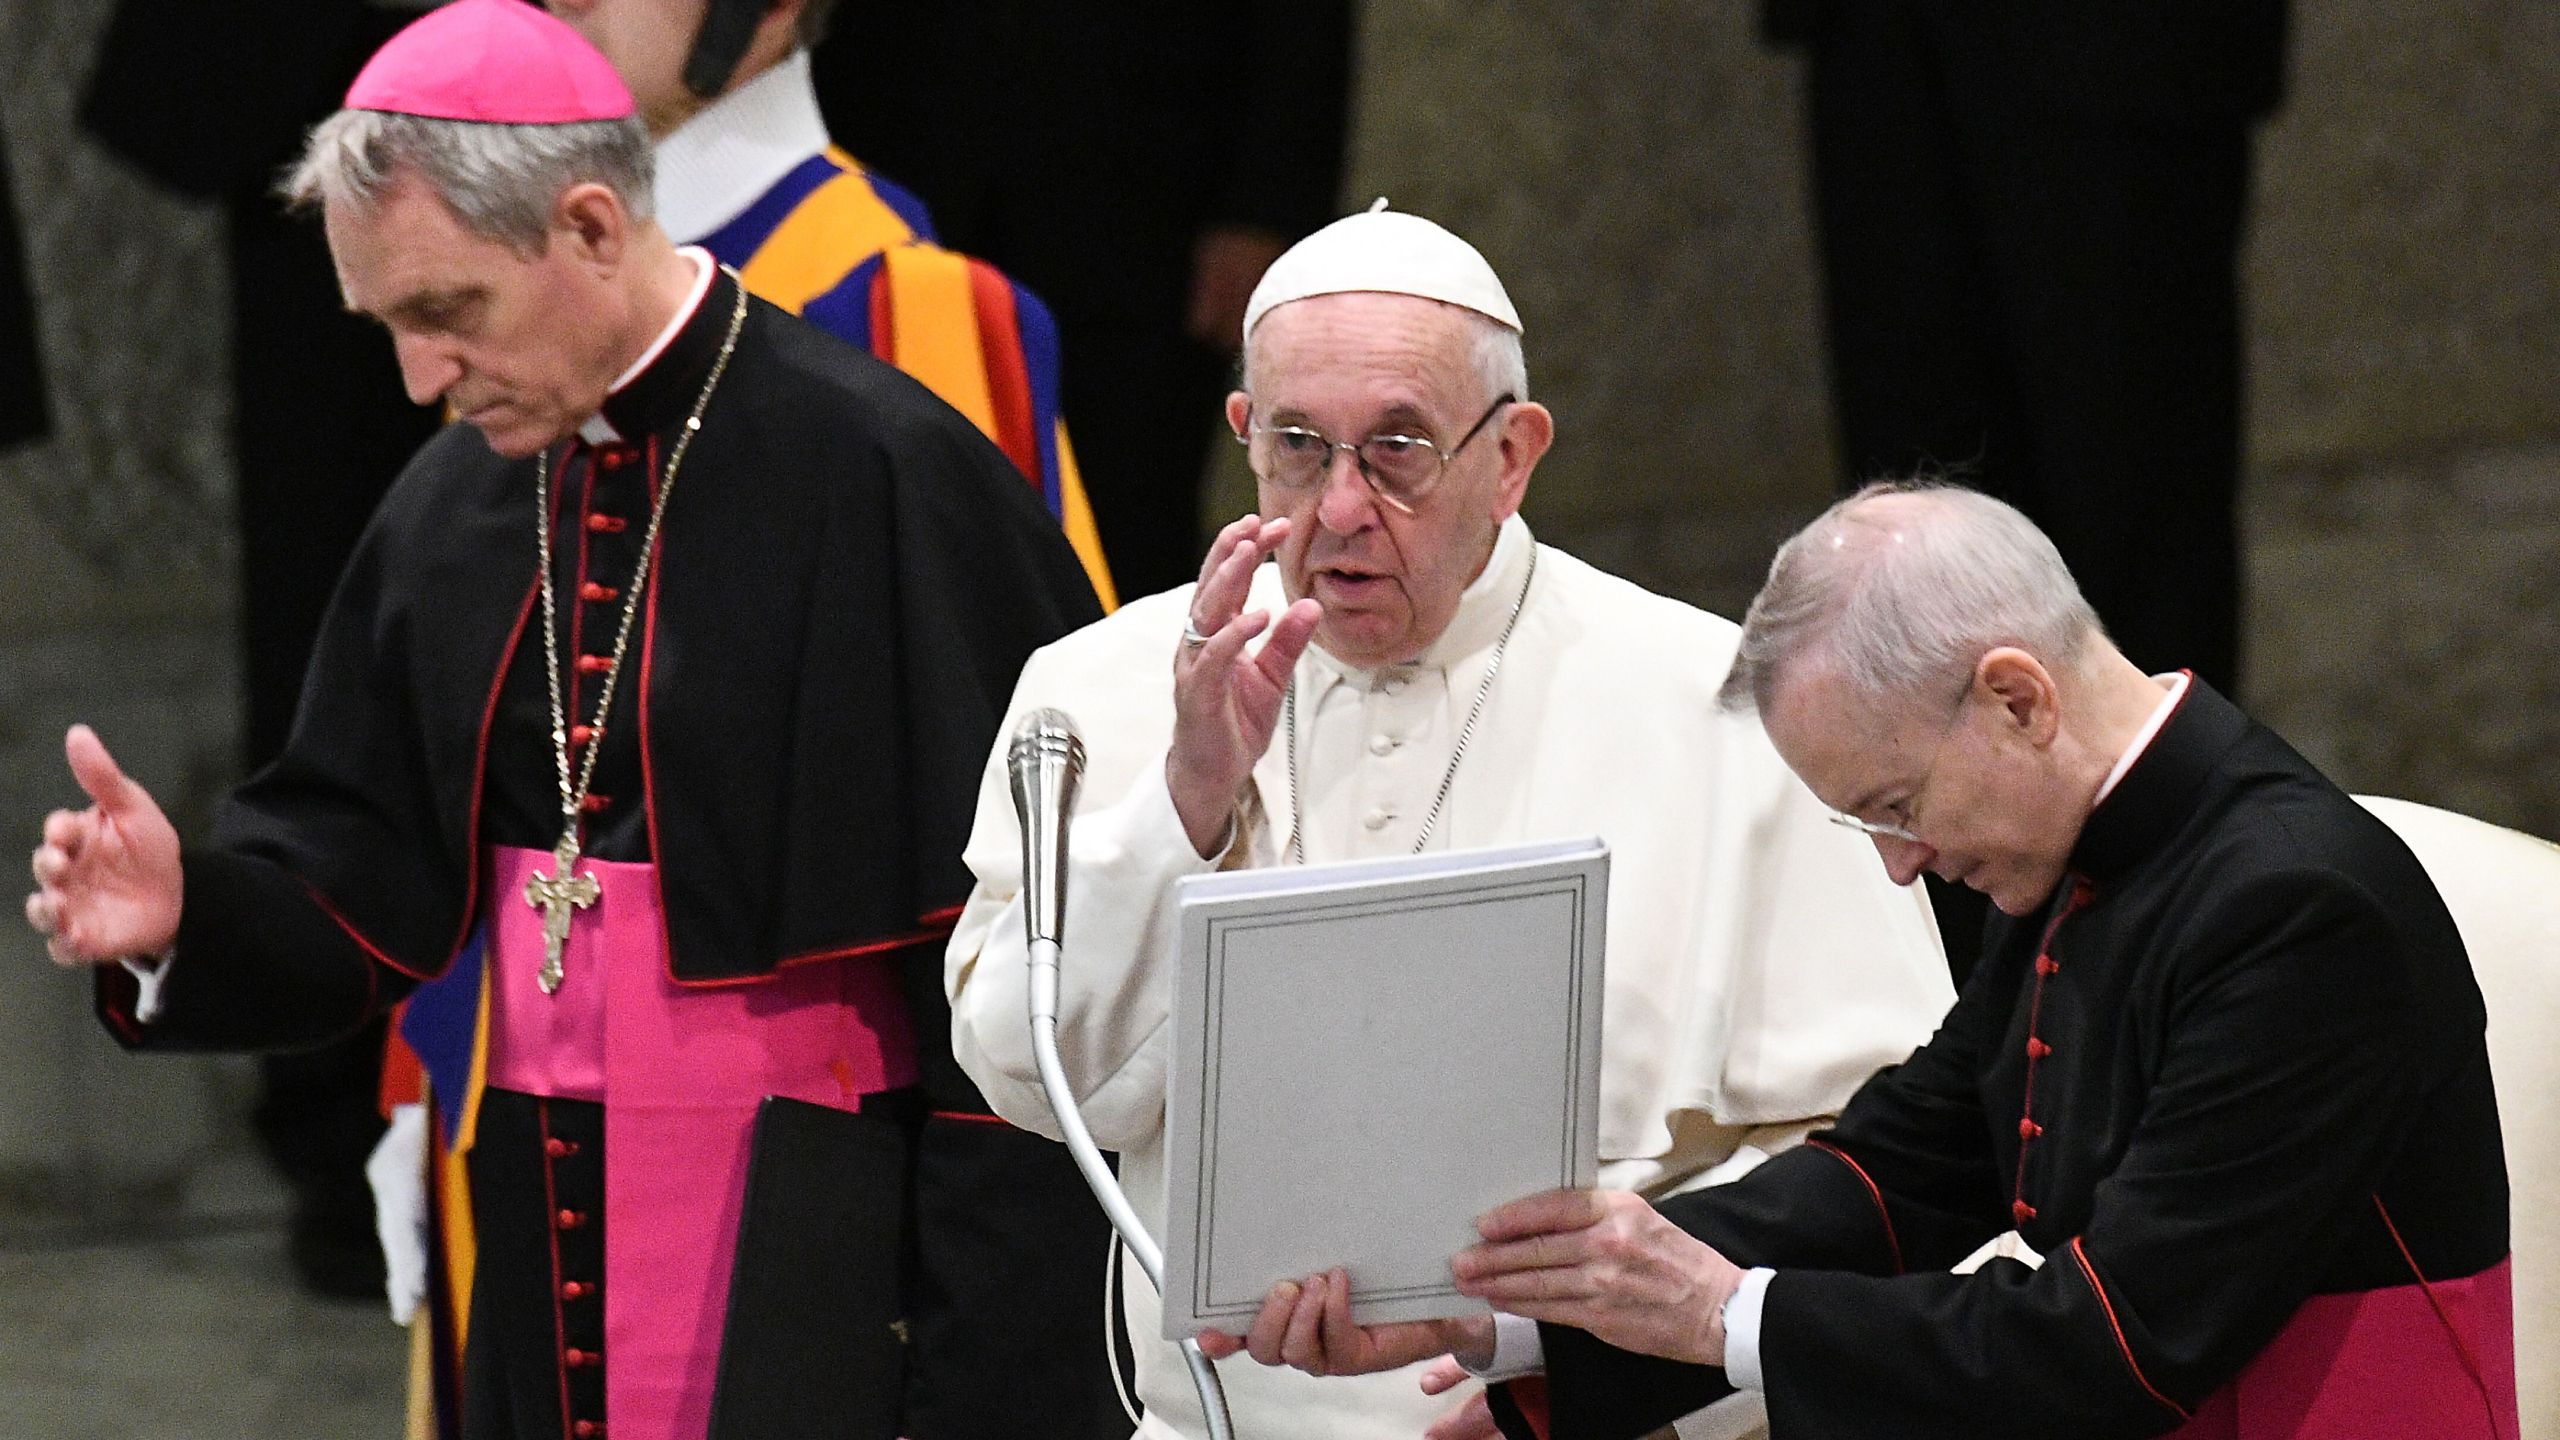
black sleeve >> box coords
[209,446,482,975]
[95,845,418,1053]
[94,449,471,1054]
[1535,874,2434,1440]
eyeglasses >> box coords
[1828,808,1925,844]
[1237,393,1515,514]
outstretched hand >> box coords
[23,725,182,965]
[1166,514,1323,855]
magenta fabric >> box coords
[483,845,916,1439]
[2169,1256,2518,1440]
[344,0,634,124]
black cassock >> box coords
[1498,679,2512,1439]
[98,268,1110,1439]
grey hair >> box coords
[281,109,655,254]
[1718,480,2104,716]
[1469,315,1529,401]
[1240,300,1530,406]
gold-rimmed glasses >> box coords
[1237,393,1514,514]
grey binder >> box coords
[1160,837,1609,1338]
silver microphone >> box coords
[1007,708,1085,954]
[1005,705,1235,1435]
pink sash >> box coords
[2170,1256,2518,1440]
[482,846,916,1440]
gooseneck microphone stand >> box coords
[1009,709,1236,1440]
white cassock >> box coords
[947,516,1953,1440]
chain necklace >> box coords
[522,272,749,994]
[1284,545,1538,864]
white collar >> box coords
[653,49,832,245]
[2094,672,2191,805]
[577,247,715,446]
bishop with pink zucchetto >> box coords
[23,1,1104,1436]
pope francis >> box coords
[944,204,1956,1439]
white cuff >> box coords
[1461,1312,1547,1382]
[121,949,175,1024]
[1724,1267,1775,1390]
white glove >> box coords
[365,1102,432,1325]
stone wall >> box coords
[0,0,249,1235]
[3,0,2555,1230]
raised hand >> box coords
[1166,514,1323,855]
[23,725,183,965]
[1451,1188,1745,1367]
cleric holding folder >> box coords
[1242,484,2517,1440]
[20,3,1098,1438]
[944,206,1956,1439]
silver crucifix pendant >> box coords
[524,834,601,995]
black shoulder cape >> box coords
[120,269,1098,1049]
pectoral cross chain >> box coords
[525,836,601,995]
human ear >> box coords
[1976,647,2061,746]
[1490,400,1553,522]
[555,183,627,269]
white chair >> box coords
[2359,796,2560,1439]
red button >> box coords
[569,724,596,748]
[543,1137,575,1158]
[586,513,628,533]
[557,1209,587,1231]
[574,1423,603,1438]
[576,653,612,673]
[581,793,611,813]
[579,581,618,603]
[2027,1038,2053,1060]
[564,1347,595,1369]
[561,1280,591,1301]
[2012,1200,2037,1225]
[2036,955,2060,977]
[2019,1118,2043,1139]
[600,450,626,469]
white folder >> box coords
[1159,837,1609,1338]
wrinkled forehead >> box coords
[1245,292,1482,421]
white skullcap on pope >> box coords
[1240,197,1524,341]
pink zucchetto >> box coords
[344,0,635,125]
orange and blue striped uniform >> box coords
[704,146,1116,608]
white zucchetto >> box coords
[1241,197,1524,341]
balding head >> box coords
[1721,482,2104,725]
